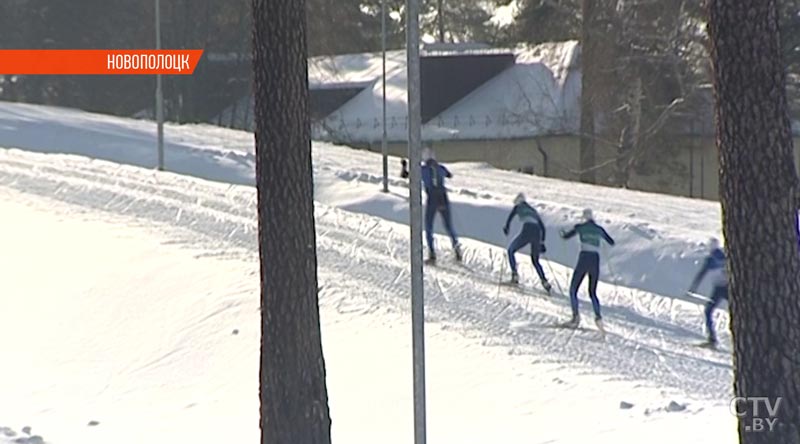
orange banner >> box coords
[0,50,204,75]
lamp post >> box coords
[155,0,164,171]
[406,0,426,442]
[381,0,388,192]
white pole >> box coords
[155,0,164,171]
[405,0,426,442]
[381,0,389,193]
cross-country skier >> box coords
[686,237,727,349]
[400,149,462,263]
[559,208,615,331]
[502,192,552,293]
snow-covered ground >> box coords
[0,101,737,443]
[0,101,724,300]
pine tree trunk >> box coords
[579,0,597,184]
[613,0,642,189]
[708,1,800,442]
[580,0,619,184]
[616,73,642,188]
[437,0,445,42]
[252,0,332,443]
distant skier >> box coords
[559,208,615,331]
[400,148,462,263]
[502,193,552,293]
[686,237,727,349]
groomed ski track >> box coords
[0,148,732,403]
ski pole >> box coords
[498,247,507,282]
[603,244,625,305]
[496,249,507,299]
[543,258,566,296]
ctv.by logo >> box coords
[729,397,782,432]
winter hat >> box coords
[514,193,526,205]
[708,237,720,251]
[582,208,593,221]
[422,147,435,161]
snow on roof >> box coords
[319,40,581,143]
[428,41,580,140]
[210,41,583,141]
[422,42,493,52]
[215,41,800,141]
[212,51,406,131]
[318,52,414,142]
[514,40,579,87]
[308,50,406,88]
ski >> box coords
[548,324,591,333]
[425,258,465,267]
[555,320,580,329]
[538,319,608,340]
[424,255,555,299]
[536,319,586,330]
[595,320,607,340]
[693,341,719,351]
[453,260,470,271]
[511,321,589,333]
[499,280,554,298]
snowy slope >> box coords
[0,100,724,301]
[0,101,741,443]
[0,102,255,185]
[0,148,736,444]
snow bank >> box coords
[316,163,722,301]
[0,102,254,185]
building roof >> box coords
[315,40,581,143]
[423,41,580,141]
[308,50,407,89]
[212,41,800,142]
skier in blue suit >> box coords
[686,237,728,348]
[502,193,552,293]
[401,148,461,263]
[560,208,615,330]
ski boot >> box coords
[425,251,437,265]
[595,317,606,335]
[542,280,552,295]
[509,271,519,284]
[453,243,463,262]
[697,338,718,350]
[560,315,580,329]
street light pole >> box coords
[406,0,426,442]
[155,0,164,171]
[381,0,389,193]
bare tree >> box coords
[578,0,606,184]
[575,0,709,188]
[708,0,800,442]
[252,0,332,442]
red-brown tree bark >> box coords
[708,1,800,442]
[252,0,332,442]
